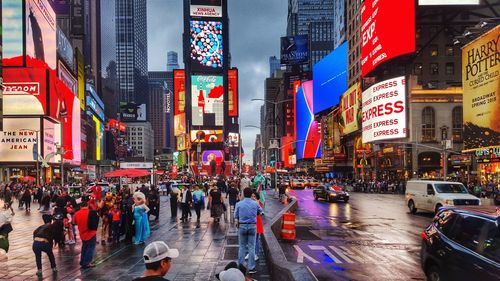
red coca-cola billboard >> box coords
[361,0,415,77]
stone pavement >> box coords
[0,189,284,281]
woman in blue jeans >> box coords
[32,218,64,277]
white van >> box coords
[405,180,480,214]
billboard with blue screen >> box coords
[312,42,348,114]
[295,81,321,159]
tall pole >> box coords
[239,118,242,175]
[36,130,40,187]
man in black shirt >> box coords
[133,241,179,281]
[226,183,239,223]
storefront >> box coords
[475,148,500,185]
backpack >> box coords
[88,209,99,231]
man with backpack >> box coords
[73,198,99,269]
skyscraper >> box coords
[269,56,281,77]
[115,0,148,105]
[167,51,180,72]
[148,71,173,152]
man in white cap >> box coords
[217,268,245,281]
[133,241,179,281]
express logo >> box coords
[2,82,40,95]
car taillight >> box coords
[421,231,429,240]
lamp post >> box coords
[245,124,275,168]
[20,129,40,186]
[59,108,68,187]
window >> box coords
[449,215,488,254]
[430,45,438,57]
[446,45,454,56]
[452,106,463,142]
[422,107,436,142]
[482,221,500,263]
[414,63,423,75]
[430,63,439,75]
[446,63,454,75]
[434,210,457,237]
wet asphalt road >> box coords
[281,189,435,281]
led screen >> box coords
[361,0,415,77]
[174,113,186,136]
[419,0,479,4]
[173,70,185,114]
[361,76,407,143]
[191,75,224,126]
[3,67,48,115]
[2,0,24,65]
[340,83,362,135]
[43,118,61,164]
[295,81,321,159]
[25,0,57,69]
[58,61,77,95]
[190,0,222,17]
[228,69,238,117]
[189,20,223,72]
[120,102,147,122]
[227,132,239,147]
[280,35,309,65]
[190,130,224,143]
[0,118,41,162]
[312,42,348,114]
[201,150,224,165]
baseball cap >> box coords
[143,241,179,264]
[218,268,245,281]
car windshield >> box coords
[434,183,468,194]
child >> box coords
[109,203,121,243]
[64,203,75,245]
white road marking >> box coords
[328,246,355,263]
[308,245,342,263]
[294,245,319,264]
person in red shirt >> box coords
[73,199,99,269]
[246,191,264,261]
[91,185,102,202]
[109,203,121,243]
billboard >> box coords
[43,118,61,164]
[313,42,348,114]
[2,0,24,65]
[58,61,77,95]
[190,0,222,18]
[174,113,186,136]
[228,69,238,117]
[189,20,223,72]
[76,49,85,110]
[419,0,479,4]
[120,102,147,122]
[56,27,74,70]
[462,25,500,152]
[362,76,407,143]
[361,0,415,77]
[295,81,321,159]
[0,118,41,162]
[25,0,57,69]
[340,83,362,135]
[2,67,47,115]
[280,35,309,65]
[190,130,224,143]
[227,132,239,147]
[201,150,224,165]
[191,75,224,126]
[173,70,185,114]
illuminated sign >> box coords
[227,132,239,147]
[56,27,74,69]
[419,0,479,4]
[3,67,47,115]
[58,61,77,95]
[361,76,407,143]
[0,118,41,162]
[173,70,185,114]
[201,150,224,165]
[25,0,57,69]
[43,118,61,164]
[189,20,223,72]
[77,49,85,110]
[228,69,238,117]
[2,0,24,65]
[295,81,321,159]
[174,113,186,136]
[191,75,224,126]
[340,83,361,135]
[190,130,223,143]
[190,0,222,18]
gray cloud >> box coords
[148,0,287,164]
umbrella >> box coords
[104,169,151,178]
[9,175,21,179]
[22,176,36,182]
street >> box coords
[281,189,433,281]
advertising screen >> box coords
[77,49,85,110]
[173,70,185,114]
[191,75,224,126]
[43,118,61,164]
[295,81,321,159]
[190,130,224,143]
[361,76,407,143]
[312,42,348,114]
[2,0,24,65]
[419,0,479,5]
[462,25,500,152]
[0,118,41,162]
[58,61,77,95]
[56,27,74,70]
[281,135,295,168]
[227,132,239,147]
[280,35,309,65]
[228,69,238,117]
[25,0,57,69]
[190,0,222,18]
[201,150,224,165]
[2,67,48,115]
[174,113,186,136]
[189,20,223,72]
[120,102,147,122]
[361,0,415,77]
[340,83,362,135]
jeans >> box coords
[80,236,96,267]
[32,241,56,270]
[255,233,261,256]
[194,203,202,221]
[238,224,257,270]
[111,221,120,242]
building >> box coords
[115,0,148,105]
[286,0,335,36]
[167,51,180,72]
[308,21,334,67]
[148,71,173,153]
[100,0,119,118]
[269,56,281,77]
[253,134,264,168]
[346,0,361,87]
[126,122,154,162]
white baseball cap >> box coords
[143,241,179,264]
[218,268,245,281]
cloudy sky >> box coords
[147,0,288,163]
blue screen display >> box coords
[312,42,348,114]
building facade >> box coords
[148,71,170,153]
[269,56,281,77]
[126,122,154,162]
[167,51,180,72]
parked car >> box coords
[306,178,321,188]
[290,179,306,189]
[313,185,349,203]
[406,180,480,214]
[421,206,500,281]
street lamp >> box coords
[20,129,40,186]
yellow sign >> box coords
[77,50,85,110]
[462,25,500,152]
[340,83,361,135]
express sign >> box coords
[361,0,415,77]
[362,76,407,143]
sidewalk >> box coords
[0,190,283,281]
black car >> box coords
[421,206,500,281]
[313,185,349,203]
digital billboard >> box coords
[173,69,185,114]
[189,20,223,72]
[190,0,222,18]
[361,76,407,143]
[3,67,48,115]
[190,130,224,143]
[25,0,57,69]
[227,132,239,147]
[120,102,147,122]
[228,69,238,117]
[43,118,61,164]
[340,83,362,135]
[312,42,348,114]
[419,0,479,5]
[295,81,321,159]
[0,118,41,162]
[361,0,415,77]
[191,75,224,126]
[56,27,74,70]
[58,61,77,95]
[462,25,500,152]
[201,150,224,165]
[76,49,85,110]
[280,35,309,65]
[174,113,186,136]
[2,0,24,65]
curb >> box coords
[262,196,318,281]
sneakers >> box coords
[245,254,259,261]
[248,269,257,274]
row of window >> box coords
[414,62,455,75]
[421,106,462,142]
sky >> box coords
[147,0,288,164]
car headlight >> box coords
[444,199,454,205]
[345,192,349,196]
[330,193,337,197]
